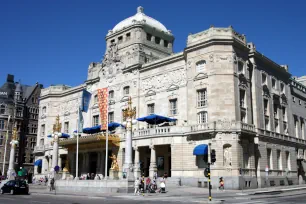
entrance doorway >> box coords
[89,152,97,174]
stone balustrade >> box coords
[258,128,306,145]
[190,121,255,133]
[133,126,189,137]
[33,145,45,154]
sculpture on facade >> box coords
[109,153,119,171]
[223,145,232,167]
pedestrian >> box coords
[134,178,140,195]
[145,177,151,193]
[50,178,55,191]
[86,173,90,180]
[159,176,166,193]
[44,176,48,186]
[219,177,224,191]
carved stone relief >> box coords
[223,144,232,167]
[141,69,186,91]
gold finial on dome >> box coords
[137,6,144,13]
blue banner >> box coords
[81,89,91,112]
[78,107,84,133]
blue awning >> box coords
[193,144,208,155]
[137,114,177,125]
[34,159,42,167]
[47,133,70,138]
[83,122,125,134]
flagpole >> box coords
[2,115,10,175]
[76,105,79,179]
[104,90,109,180]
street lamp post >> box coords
[7,127,18,180]
[122,97,136,181]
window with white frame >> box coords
[31,138,36,149]
[123,86,130,95]
[198,111,208,124]
[93,115,99,126]
[277,150,282,170]
[64,122,69,133]
[41,124,45,137]
[196,60,206,72]
[0,120,4,130]
[169,99,177,115]
[40,138,44,146]
[147,104,155,115]
[0,104,5,114]
[197,89,207,107]
[108,112,114,123]
[267,148,272,169]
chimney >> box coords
[7,74,14,83]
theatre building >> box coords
[34,6,306,189]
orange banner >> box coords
[97,88,108,130]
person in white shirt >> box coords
[134,178,140,195]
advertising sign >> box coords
[97,88,108,130]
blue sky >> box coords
[0,0,305,87]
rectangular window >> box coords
[267,148,272,169]
[273,103,278,119]
[277,150,282,170]
[169,99,177,115]
[264,99,269,116]
[243,146,249,168]
[265,118,270,131]
[281,83,285,93]
[109,91,114,99]
[147,104,155,115]
[40,138,44,146]
[262,73,267,85]
[164,40,169,48]
[198,111,208,124]
[295,117,299,138]
[286,151,290,170]
[282,107,286,121]
[301,120,305,139]
[275,119,279,133]
[146,33,152,41]
[240,89,246,108]
[0,135,3,146]
[241,111,246,123]
[64,122,69,134]
[93,115,99,126]
[94,95,98,103]
[197,89,207,107]
[31,138,36,149]
[108,112,114,123]
[283,122,288,134]
[0,120,4,130]
[126,33,131,41]
[41,124,45,137]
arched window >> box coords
[197,111,208,124]
[109,90,114,99]
[123,86,130,95]
[0,104,5,114]
[42,107,46,114]
[196,60,206,72]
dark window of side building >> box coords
[155,36,161,44]
[118,36,123,44]
[0,105,5,114]
[146,33,152,41]
[164,40,169,48]
[0,120,4,130]
[108,112,114,123]
[126,33,131,41]
[0,134,4,145]
[109,90,114,99]
[272,78,277,89]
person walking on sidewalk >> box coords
[49,178,55,191]
[218,177,224,191]
[134,178,140,195]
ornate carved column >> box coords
[133,146,141,178]
[7,127,18,180]
[149,145,157,178]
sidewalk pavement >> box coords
[28,183,306,198]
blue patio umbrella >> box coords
[47,133,70,138]
[137,114,177,125]
[83,122,125,134]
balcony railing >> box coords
[133,126,190,137]
[258,128,306,145]
[190,121,255,133]
[33,145,45,154]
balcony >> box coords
[33,145,45,155]
[258,128,306,145]
[190,121,256,133]
[133,126,190,138]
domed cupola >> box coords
[103,6,175,70]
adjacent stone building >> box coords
[0,74,43,179]
[34,6,306,189]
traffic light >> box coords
[204,167,210,178]
[211,149,216,163]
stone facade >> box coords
[34,6,306,189]
[0,74,42,179]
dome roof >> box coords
[112,6,169,33]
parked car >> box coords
[1,180,29,195]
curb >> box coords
[249,186,306,195]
